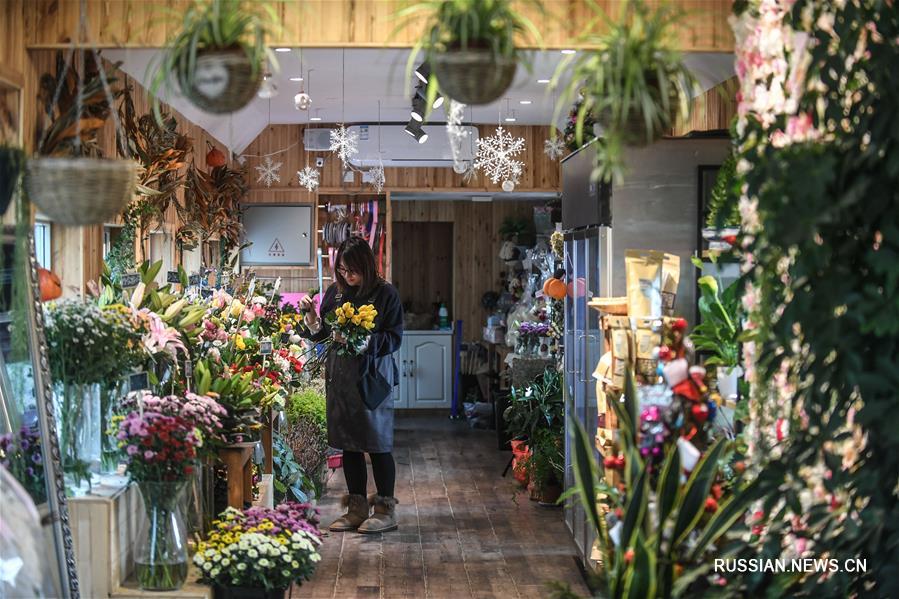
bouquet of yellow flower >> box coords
[327,302,377,355]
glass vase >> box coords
[99,380,127,475]
[135,480,190,591]
[54,382,101,495]
[182,460,216,555]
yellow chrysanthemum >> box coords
[337,315,347,325]
[234,334,246,350]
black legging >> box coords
[342,450,395,497]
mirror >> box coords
[0,75,79,599]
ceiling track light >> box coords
[410,96,426,122]
[413,83,444,111]
[404,120,428,144]
[414,62,431,84]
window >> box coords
[34,221,51,269]
[103,225,124,260]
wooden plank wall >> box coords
[391,199,538,342]
[671,76,738,136]
[391,221,454,318]
[243,124,562,195]
[20,1,735,52]
[25,50,230,296]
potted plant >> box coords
[399,0,543,105]
[0,144,25,215]
[690,256,743,400]
[502,369,564,504]
[108,86,191,280]
[284,384,329,499]
[26,50,138,225]
[194,504,322,599]
[553,0,697,183]
[148,0,280,116]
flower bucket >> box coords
[213,585,287,599]
[431,49,517,105]
[135,480,189,591]
[327,452,343,470]
[510,441,529,486]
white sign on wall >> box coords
[240,204,313,266]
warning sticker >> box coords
[268,238,285,257]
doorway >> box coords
[391,221,453,329]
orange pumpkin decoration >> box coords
[543,277,567,300]
[38,268,62,301]
[206,144,227,168]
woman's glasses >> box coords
[337,265,359,277]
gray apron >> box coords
[326,352,395,453]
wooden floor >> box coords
[298,415,591,599]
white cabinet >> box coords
[392,332,453,409]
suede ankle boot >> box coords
[358,495,398,534]
[329,493,370,532]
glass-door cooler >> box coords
[563,225,611,568]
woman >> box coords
[300,236,403,533]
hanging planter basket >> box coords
[181,49,262,114]
[598,80,682,147]
[0,146,25,215]
[432,50,517,105]
[25,158,138,225]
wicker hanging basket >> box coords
[25,158,138,225]
[599,83,682,147]
[182,49,262,114]
[432,50,517,105]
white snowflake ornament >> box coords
[474,126,525,186]
[297,166,320,192]
[255,156,282,187]
[368,160,386,194]
[329,124,358,167]
[544,135,565,160]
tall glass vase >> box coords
[54,382,101,495]
[182,459,216,555]
[99,380,127,475]
[135,480,189,591]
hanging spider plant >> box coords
[148,0,281,117]
[553,0,698,183]
[397,0,543,106]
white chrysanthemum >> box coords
[237,563,247,571]
[259,558,270,567]
[248,549,258,559]
[210,568,220,578]
[221,558,230,566]
[203,562,213,571]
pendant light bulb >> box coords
[258,71,278,99]
[294,91,311,110]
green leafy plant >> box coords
[193,359,263,443]
[397,0,543,109]
[283,387,328,499]
[147,0,279,121]
[503,369,564,493]
[272,431,314,504]
[553,0,697,183]
[566,370,757,598]
[725,2,899,597]
[689,256,742,370]
[706,153,739,230]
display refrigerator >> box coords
[560,137,729,566]
[561,144,612,566]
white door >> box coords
[407,336,452,408]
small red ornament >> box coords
[672,318,688,331]
[691,402,710,423]
[624,548,635,563]
[704,497,719,513]
[734,460,746,474]
[206,144,227,168]
[657,345,673,361]
[615,455,626,469]
[723,234,738,245]
[673,380,701,402]
[711,483,723,500]
[603,456,617,469]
